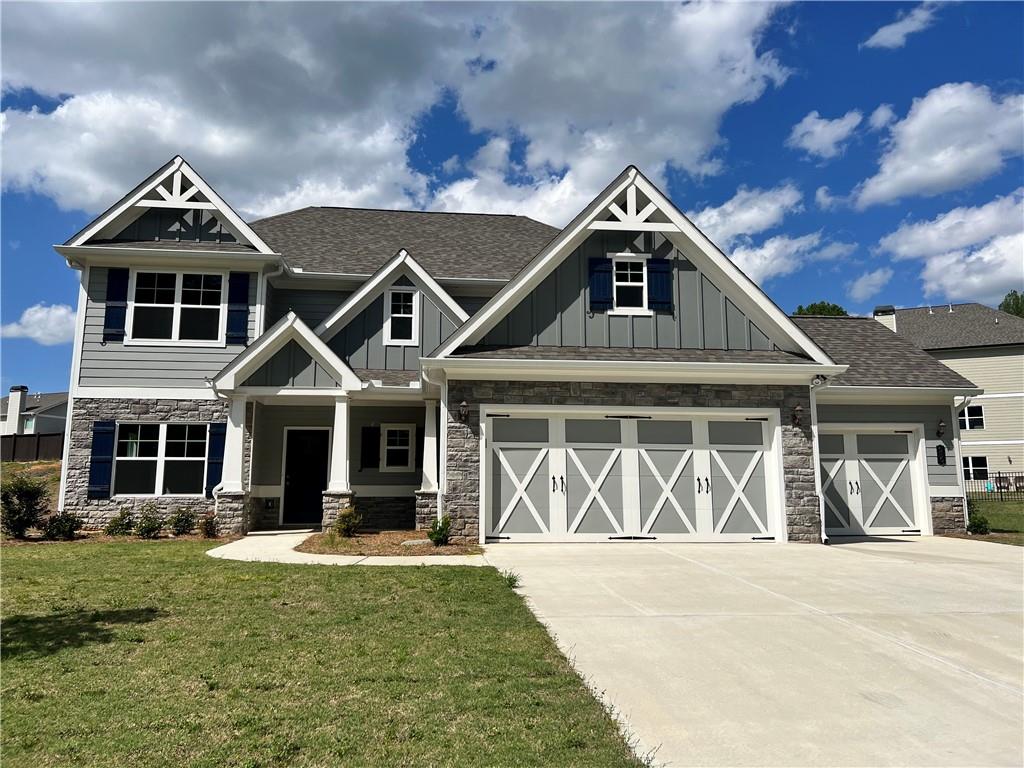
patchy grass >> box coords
[297,529,482,556]
[952,499,1024,547]
[1,540,639,767]
[1,460,61,514]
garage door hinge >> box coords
[751,536,776,541]
[608,535,657,540]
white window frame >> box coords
[111,422,210,497]
[962,455,989,481]
[380,422,416,473]
[958,404,985,431]
[125,268,228,347]
[383,287,419,347]
[608,252,652,316]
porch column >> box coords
[420,399,439,492]
[220,396,247,493]
[327,394,350,493]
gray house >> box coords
[56,157,979,541]
[2,387,68,436]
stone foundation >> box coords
[321,491,355,531]
[931,496,966,535]
[356,496,415,530]
[214,492,248,535]
[248,497,279,531]
[444,380,819,543]
[415,490,439,531]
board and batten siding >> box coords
[816,403,958,488]
[480,230,776,351]
[241,340,339,388]
[80,266,257,389]
[265,287,351,330]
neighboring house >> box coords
[874,304,1024,480]
[55,156,979,541]
[1,386,69,436]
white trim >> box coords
[383,287,420,347]
[610,253,650,315]
[280,426,332,526]
[220,397,247,493]
[111,422,209,498]
[124,268,228,346]
[971,392,1024,400]
[420,399,439,492]
[59,264,90,510]
[327,396,351,493]
[957,403,985,431]
[949,401,968,525]
[809,385,828,543]
[316,249,468,340]
[379,422,416,472]
[213,311,361,391]
[815,385,982,404]
[929,485,966,498]
[959,439,1024,446]
[55,245,279,270]
[439,377,448,521]
[73,386,217,400]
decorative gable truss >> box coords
[63,156,276,255]
[589,182,677,232]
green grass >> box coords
[966,499,1024,546]
[1,541,641,767]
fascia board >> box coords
[815,385,983,404]
[54,244,280,270]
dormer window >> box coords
[126,269,225,345]
[384,288,418,346]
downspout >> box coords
[808,376,832,544]
[206,377,230,499]
[951,391,973,529]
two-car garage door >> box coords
[483,408,784,542]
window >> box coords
[958,404,985,431]
[384,288,418,345]
[380,423,415,472]
[128,270,225,343]
[113,423,208,496]
[962,456,988,481]
[612,257,648,313]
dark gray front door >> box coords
[282,429,329,526]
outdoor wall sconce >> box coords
[791,404,803,427]
[457,401,469,422]
[936,419,946,438]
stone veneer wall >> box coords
[321,491,355,531]
[357,496,415,531]
[415,490,438,531]
[444,380,820,543]
[63,397,253,533]
[930,496,966,535]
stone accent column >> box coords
[322,491,355,531]
[214,491,248,535]
[931,496,966,535]
[415,490,439,531]
[327,395,351,493]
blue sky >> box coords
[2,2,1022,393]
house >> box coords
[55,156,980,540]
[1,386,69,436]
[874,304,1024,480]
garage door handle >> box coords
[696,478,702,494]
[560,475,566,493]
[849,481,854,494]
[705,476,710,492]
[552,475,557,492]
[855,481,860,495]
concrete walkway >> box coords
[206,530,487,566]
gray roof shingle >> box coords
[792,316,977,389]
[355,369,419,387]
[0,391,68,418]
[451,345,816,365]
[892,303,1024,350]
[249,207,559,280]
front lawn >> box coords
[955,499,1024,547]
[2,541,641,767]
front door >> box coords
[282,429,330,526]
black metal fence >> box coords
[0,432,65,463]
[965,471,1024,502]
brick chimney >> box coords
[873,305,896,333]
[3,385,28,435]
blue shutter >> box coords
[647,258,673,312]
[226,272,250,345]
[588,258,613,312]
[205,422,227,498]
[87,421,116,499]
[102,268,129,342]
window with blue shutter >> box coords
[226,272,250,345]
[103,268,130,342]
[87,421,116,499]
[647,258,673,312]
[588,258,613,312]
[205,422,227,498]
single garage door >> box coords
[819,429,927,536]
[483,409,783,542]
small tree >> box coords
[0,472,49,538]
[794,301,848,316]
[998,290,1024,319]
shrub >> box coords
[332,506,362,538]
[198,513,219,538]
[427,515,451,547]
[43,510,83,541]
[0,472,48,538]
[167,508,197,536]
[967,513,990,535]
[104,507,135,536]
[135,504,163,539]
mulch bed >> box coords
[296,530,482,556]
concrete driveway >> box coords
[483,537,1024,767]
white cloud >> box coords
[814,185,841,210]
[786,110,862,160]
[812,241,857,261]
[920,233,1024,305]
[440,155,461,175]
[729,232,822,284]
[868,104,896,130]
[690,183,803,248]
[877,188,1024,259]
[861,3,938,49]
[1,303,76,345]
[856,83,1024,208]
[1,2,790,225]
[847,267,894,303]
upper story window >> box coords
[958,404,985,431]
[127,270,225,345]
[613,258,647,313]
[384,288,418,346]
